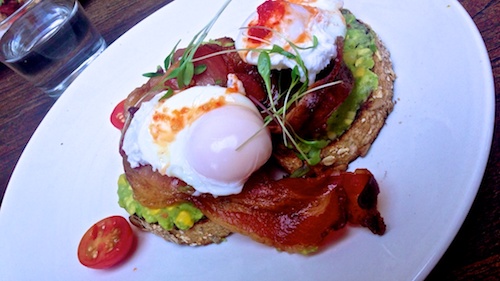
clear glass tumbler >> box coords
[0,0,106,98]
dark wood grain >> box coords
[0,0,497,279]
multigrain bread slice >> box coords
[129,215,232,246]
[319,35,396,171]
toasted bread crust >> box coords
[129,215,232,246]
[319,32,396,171]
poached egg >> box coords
[235,0,346,84]
[122,74,272,196]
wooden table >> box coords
[0,0,498,279]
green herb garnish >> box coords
[245,32,343,166]
[142,0,232,88]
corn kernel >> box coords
[149,208,161,215]
[355,67,365,78]
[175,210,194,228]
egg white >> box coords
[235,0,346,84]
[122,77,272,196]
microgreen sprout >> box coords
[159,88,174,101]
[142,65,164,78]
[241,29,341,166]
[142,0,232,87]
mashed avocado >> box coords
[117,174,204,231]
[327,9,379,139]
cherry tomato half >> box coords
[77,216,134,269]
[110,99,125,130]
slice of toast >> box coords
[129,215,232,246]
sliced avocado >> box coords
[118,174,204,231]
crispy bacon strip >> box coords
[285,39,353,138]
[122,158,193,208]
[191,169,385,254]
[342,169,386,235]
[167,37,267,98]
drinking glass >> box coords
[0,0,107,98]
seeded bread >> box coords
[129,215,232,246]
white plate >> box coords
[0,0,494,280]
